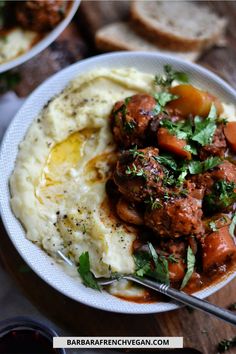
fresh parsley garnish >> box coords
[125,163,147,179]
[154,154,178,171]
[153,92,178,114]
[204,180,236,213]
[77,252,101,291]
[188,156,222,175]
[144,196,162,210]
[168,254,178,264]
[229,213,236,238]
[124,120,136,132]
[128,146,144,159]
[209,221,218,232]
[180,246,195,290]
[155,64,189,88]
[191,104,217,146]
[160,118,193,140]
[134,242,170,285]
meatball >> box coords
[199,125,227,160]
[16,1,67,32]
[110,94,156,148]
[113,147,165,202]
[192,160,236,192]
[144,195,204,238]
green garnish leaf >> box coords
[168,254,178,264]
[128,146,144,159]
[154,92,178,107]
[134,243,170,285]
[148,242,170,285]
[125,163,147,179]
[144,196,162,210]
[134,252,151,277]
[155,65,189,88]
[77,252,101,291]
[192,104,217,146]
[229,213,236,238]
[154,154,178,171]
[180,246,195,290]
[188,156,222,175]
[204,180,236,213]
[209,221,218,232]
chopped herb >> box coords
[163,170,176,187]
[160,118,193,141]
[155,64,189,88]
[124,96,132,105]
[177,169,188,186]
[218,117,228,125]
[154,154,178,171]
[204,180,236,213]
[154,92,179,107]
[209,221,218,232]
[192,104,217,146]
[217,337,236,353]
[125,163,147,179]
[128,145,144,159]
[134,243,170,285]
[229,213,236,238]
[148,242,170,285]
[183,143,198,155]
[168,254,178,263]
[152,92,178,115]
[180,246,195,289]
[188,156,222,175]
[134,251,151,277]
[124,120,136,132]
[77,252,101,291]
[144,196,162,210]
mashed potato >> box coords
[10,68,155,281]
[0,28,37,64]
[11,67,236,299]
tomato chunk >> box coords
[157,127,191,159]
[168,84,223,118]
[224,121,236,153]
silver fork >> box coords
[57,250,236,326]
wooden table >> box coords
[1,2,236,354]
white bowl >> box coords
[0,0,80,73]
[1,52,236,314]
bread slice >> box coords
[130,1,227,52]
[96,22,201,62]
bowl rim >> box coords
[0,0,80,74]
[1,51,236,314]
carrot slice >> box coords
[224,121,236,153]
[168,84,223,118]
[202,225,236,272]
[157,127,191,159]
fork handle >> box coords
[125,275,236,326]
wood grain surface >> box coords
[1,2,236,354]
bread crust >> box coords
[130,1,226,52]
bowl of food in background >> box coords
[0,0,80,73]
